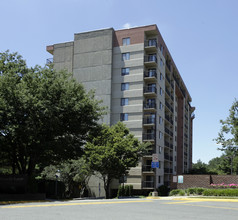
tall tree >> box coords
[0,51,104,177]
[41,158,91,198]
[215,99,238,151]
[84,122,149,199]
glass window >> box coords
[121,98,129,106]
[160,88,163,95]
[121,83,129,91]
[121,67,130,76]
[159,131,163,139]
[160,58,163,67]
[120,113,128,121]
[159,102,162,110]
[159,146,162,154]
[122,52,130,61]
[160,44,164,53]
[123,37,130,46]
[159,116,162,124]
[160,73,163,80]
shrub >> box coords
[117,185,125,197]
[169,189,181,196]
[196,188,205,195]
[125,185,129,196]
[129,185,133,196]
[187,188,196,195]
[157,185,169,196]
[203,189,238,197]
[179,190,185,196]
[169,189,186,196]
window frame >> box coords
[120,113,128,121]
[122,52,130,61]
[122,37,130,46]
[121,98,129,106]
[121,83,129,91]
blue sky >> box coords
[1,0,237,163]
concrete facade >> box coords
[46,24,195,197]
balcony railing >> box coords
[142,165,154,172]
[142,181,154,188]
[143,133,156,141]
[143,102,156,110]
[144,55,157,63]
[144,86,157,94]
[165,100,174,113]
[145,39,157,48]
[165,114,173,125]
[144,70,157,79]
[145,146,156,155]
[165,127,173,137]
[143,116,156,125]
[164,154,169,160]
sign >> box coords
[173,176,178,183]
[151,161,159,168]
[152,154,158,162]
[178,175,184,183]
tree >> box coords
[215,99,238,151]
[41,158,91,198]
[0,51,104,177]
[190,159,209,174]
[84,122,149,199]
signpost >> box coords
[151,154,159,196]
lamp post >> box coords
[55,170,60,199]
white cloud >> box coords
[122,23,133,29]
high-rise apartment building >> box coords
[47,24,195,196]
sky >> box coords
[1,0,237,163]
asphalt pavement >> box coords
[1,197,238,220]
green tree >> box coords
[41,158,91,198]
[215,99,238,151]
[84,122,149,199]
[0,51,104,177]
[190,159,209,174]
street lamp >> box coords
[55,170,61,199]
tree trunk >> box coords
[103,176,111,199]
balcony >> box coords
[165,127,173,137]
[143,115,156,126]
[144,55,157,67]
[165,100,174,113]
[165,114,173,125]
[164,153,169,160]
[143,102,156,111]
[144,86,157,97]
[142,181,154,188]
[144,39,157,52]
[143,133,156,142]
[142,165,154,172]
[145,145,156,156]
[144,70,157,82]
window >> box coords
[160,58,163,67]
[160,73,163,80]
[123,37,130,46]
[158,176,161,183]
[159,102,162,110]
[120,113,128,121]
[159,116,162,124]
[121,83,129,91]
[160,88,163,95]
[159,131,163,139]
[121,98,129,106]
[159,146,162,154]
[121,67,130,76]
[160,44,164,54]
[122,52,130,61]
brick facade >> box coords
[171,175,238,189]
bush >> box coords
[117,185,124,197]
[179,190,185,196]
[196,188,205,195]
[157,185,169,196]
[169,189,182,196]
[203,189,238,197]
[129,185,133,196]
[125,185,129,196]
[187,188,196,195]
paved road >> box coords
[1,198,238,220]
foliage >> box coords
[0,51,104,177]
[203,188,238,197]
[157,185,169,196]
[169,189,184,196]
[190,159,210,174]
[187,187,205,195]
[215,99,238,151]
[117,185,133,197]
[84,122,149,198]
[41,158,91,198]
